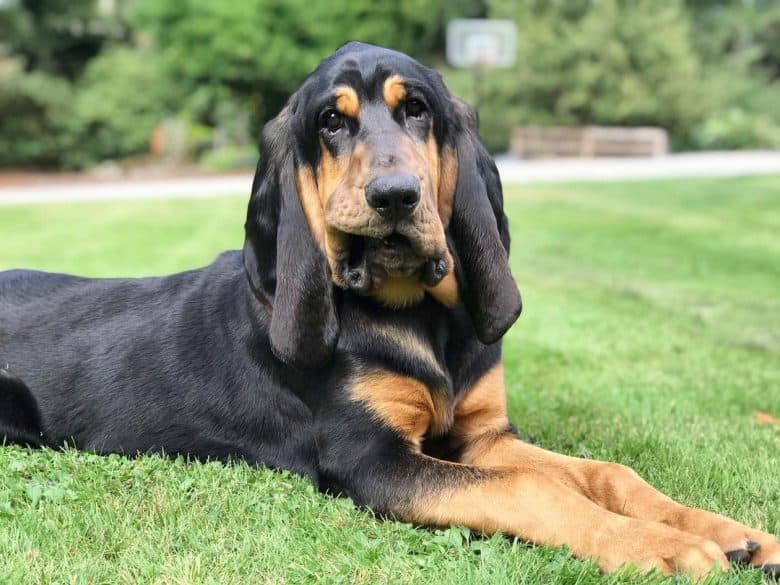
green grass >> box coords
[1,176,779,584]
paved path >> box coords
[0,151,778,205]
[495,150,780,183]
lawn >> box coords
[1,176,779,584]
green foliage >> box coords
[131,0,446,131]
[687,0,780,76]
[475,0,710,151]
[199,145,259,172]
[693,107,780,150]
[683,0,780,150]
[1,0,779,167]
[0,63,74,168]
[0,0,130,79]
[62,47,185,168]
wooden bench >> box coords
[510,126,668,158]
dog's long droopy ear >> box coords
[244,105,339,367]
[446,99,522,344]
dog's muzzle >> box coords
[325,172,449,294]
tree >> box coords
[131,0,446,134]
[475,0,710,150]
[686,0,780,77]
[0,0,130,79]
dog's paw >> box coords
[597,520,728,579]
[744,538,780,579]
[637,537,727,580]
[673,507,780,578]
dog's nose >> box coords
[365,173,420,221]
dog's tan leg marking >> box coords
[414,467,727,578]
[454,364,780,572]
[350,368,727,577]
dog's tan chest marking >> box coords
[451,363,508,446]
[350,371,452,449]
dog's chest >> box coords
[349,366,453,450]
[342,319,457,446]
[340,296,495,447]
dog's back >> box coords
[0,269,85,303]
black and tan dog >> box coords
[0,43,777,578]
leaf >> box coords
[754,412,780,426]
[25,484,43,506]
[0,502,15,517]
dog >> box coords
[1,42,777,578]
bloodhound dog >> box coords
[0,42,777,578]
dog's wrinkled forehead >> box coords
[296,42,448,132]
[313,43,427,92]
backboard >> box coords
[446,19,517,69]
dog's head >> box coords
[244,42,521,367]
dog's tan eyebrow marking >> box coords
[334,86,360,118]
[383,75,406,110]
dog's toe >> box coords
[725,548,752,564]
[726,540,761,565]
[762,564,780,580]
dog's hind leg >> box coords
[0,368,44,448]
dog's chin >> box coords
[337,233,449,295]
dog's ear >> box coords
[444,98,522,344]
[244,104,339,368]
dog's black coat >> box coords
[0,43,521,509]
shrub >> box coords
[130,0,444,135]
[0,63,74,168]
[474,0,711,152]
[199,145,259,172]
[693,108,780,150]
[63,47,185,168]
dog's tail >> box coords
[0,368,44,448]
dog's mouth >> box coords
[337,232,448,294]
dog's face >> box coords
[244,42,521,367]
[292,47,458,307]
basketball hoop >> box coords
[446,19,517,114]
[446,19,517,69]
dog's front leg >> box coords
[315,367,728,578]
[453,363,780,577]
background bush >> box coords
[0,64,74,168]
[130,0,448,146]
[0,0,777,168]
[466,0,779,152]
[63,47,185,168]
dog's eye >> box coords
[321,110,345,134]
[405,98,427,119]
